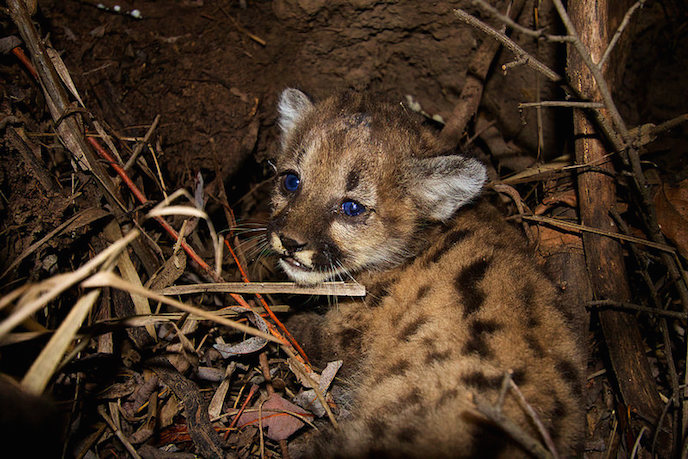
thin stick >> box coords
[468,0,572,42]
[586,300,688,320]
[630,426,649,459]
[517,214,675,253]
[98,405,143,459]
[519,101,604,109]
[509,380,559,459]
[598,0,646,68]
[161,281,366,297]
[452,9,563,84]
[122,114,160,171]
[492,184,534,243]
[471,393,551,459]
[224,239,312,366]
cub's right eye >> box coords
[281,173,301,193]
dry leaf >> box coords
[654,180,688,258]
[214,307,269,358]
[536,226,583,257]
[293,360,342,417]
[237,393,313,441]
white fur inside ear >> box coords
[278,88,313,137]
[412,156,487,221]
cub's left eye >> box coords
[341,200,366,217]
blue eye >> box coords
[282,173,300,192]
[342,200,365,217]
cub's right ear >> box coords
[278,88,314,138]
[410,155,487,221]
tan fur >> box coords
[269,90,584,457]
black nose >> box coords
[280,234,306,253]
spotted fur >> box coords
[270,89,584,457]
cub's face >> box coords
[268,89,486,285]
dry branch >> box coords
[566,0,665,448]
[7,0,126,213]
[439,0,526,148]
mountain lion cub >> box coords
[268,89,583,457]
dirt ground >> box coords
[1,0,688,457]
[4,0,687,246]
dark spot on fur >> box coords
[463,336,492,358]
[470,319,499,335]
[346,169,360,192]
[552,398,567,418]
[511,368,528,386]
[337,328,361,349]
[462,320,502,358]
[548,398,567,441]
[425,349,452,364]
[466,418,511,457]
[344,112,370,128]
[425,229,472,265]
[461,372,502,391]
[522,283,535,308]
[389,359,411,376]
[399,316,428,340]
[366,417,387,438]
[416,284,431,301]
[556,358,583,397]
[421,336,435,347]
[400,387,422,406]
[455,257,492,317]
[522,283,541,327]
[367,279,393,307]
[337,327,359,341]
[437,388,459,406]
[389,310,404,328]
[525,333,545,358]
[396,426,419,443]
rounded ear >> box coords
[410,155,487,221]
[278,88,314,138]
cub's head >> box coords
[267,89,486,285]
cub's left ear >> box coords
[410,155,487,221]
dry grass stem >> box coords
[21,289,101,394]
[161,281,366,297]
[0,230,140,339]
[98,405,143,459]
[471,393,552,459]
[81,272,282,344]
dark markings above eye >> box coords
[346,169,360,191]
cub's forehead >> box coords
[281,112,379,172]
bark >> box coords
[567,0,665,447]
